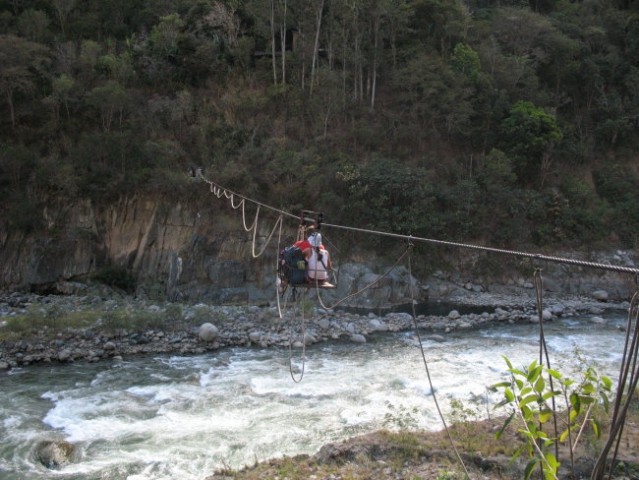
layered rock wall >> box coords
[0,195,637,305]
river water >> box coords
[0,312,628,480]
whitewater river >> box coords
[0,312,628,480]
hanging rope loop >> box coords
[287,291,307,383]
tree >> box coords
[451,42,480,80]
[51,73,74,121]
[393,51,475,142]
[309,0,325,96]
[84,80,130,131]
[499,100,563,188]
[16,8,51,42]
[410,0,470,54]
[0,34,51,129]
[51,0,76,37]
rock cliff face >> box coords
[0,195,428,306]
[0,195,264,299]
[0,194,637,305]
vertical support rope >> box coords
[591,289,639,479]
[533,268,560,463]
[275,216,286,319]
[407,244,471,480]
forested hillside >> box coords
[1,0,639,252]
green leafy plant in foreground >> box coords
[383,401,420,432]
[491,355,612,480]
[448,398,486,452]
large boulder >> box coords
[34,440,76,469]
[198,322,219,342]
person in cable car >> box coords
[294,226,333,287]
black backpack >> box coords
[280,246,307,285]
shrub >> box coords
[92,265,136,293]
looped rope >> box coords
[287,290,307,383]
[250,210,282,258]
[202,176,282,259]
[241,201,259,232]
[230,194,244,210]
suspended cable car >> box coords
[277,209,337,298]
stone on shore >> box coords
[198,323,219,342]
[351,333,366,343]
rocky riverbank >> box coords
[0,286,629,371]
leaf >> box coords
[601,375,613,390]
[569,392,581,412]
[545,452,560,479]
[496,412,515,440]
[491,381,512,390]
[521,405,534,420]
[519,394,539,408]
[528,359,539,373]
[534,375,546,393]
[569,408,578,423]
[503,355,514,369]
[592,418,601,438]
[547,368,562,380]
[559,428,570,443]
[505,388,515,402]
[511,367,526,377]
[527,363,542,382]
[539,409,553,423]
[524,458,539,480]
[519,428,535,441]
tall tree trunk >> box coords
[280,0,287,85]
[342,25,347,112]
[309,0,326,97]
[300,22,306,91]
[6,89,16,128]
[270,0,278,85]
[353,35,361,101]
[370,14,379,109]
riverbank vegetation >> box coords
[0,294,226,342]
[1,0,639,257]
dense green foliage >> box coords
[1,0,639,250]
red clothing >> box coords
[293,239,312,253]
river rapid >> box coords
[0,312,628,480]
